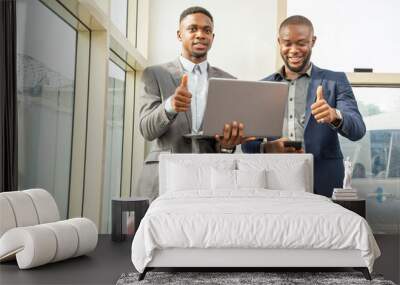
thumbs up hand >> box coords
[171,74,192,112]
[311,85,338,124]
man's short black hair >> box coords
[279,15,314,34]
[179,6,213,23]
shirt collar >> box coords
[275,63,313,81]
[179,56,208,74]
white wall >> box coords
[148,0,279,80]
[287,0,400,73]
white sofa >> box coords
[0,188,98,269]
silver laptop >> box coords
[187,78,288,138]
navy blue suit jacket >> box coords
[242,65,366,197]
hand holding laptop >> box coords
[215,121,256,150]
[171,74,192,112]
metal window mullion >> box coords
[69,30,90,218]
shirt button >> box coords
[290,115,293,119]
[291,82,295,85]
[290,133,293,137]
[289,98,293,101]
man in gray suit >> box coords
[137,6,248,200]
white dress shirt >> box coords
[165,56,209,133]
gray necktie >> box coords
[192,65,202,133]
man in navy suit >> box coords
[242,15,365,197]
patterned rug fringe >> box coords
[116,271,396,285]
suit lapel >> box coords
[304,65,324,130]
[208,64,217,79]
[167,59,192,132]
[169,60,183,87]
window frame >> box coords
[37,0,148,232]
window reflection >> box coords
[16,0,76,218]
[102,60,126,233]
[111,0,128,36]
[339,87,400,234]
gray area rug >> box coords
[117,271,396,285]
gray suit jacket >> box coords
[136,58,235,200]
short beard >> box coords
[191,50,208,58]
[284,51,312,73]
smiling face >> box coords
[177,13,214,63]
[278,24,316,75]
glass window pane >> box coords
[287,0,400,72]
[339,87,400,234]
[111,0,128,36]
[102,61,126,232]
[16,0,77,218]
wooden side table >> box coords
[332,199,366,218]
[111,197,149,242]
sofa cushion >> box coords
[24,189,59,223]
[0,196,16,237]
[0,192,39,227]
